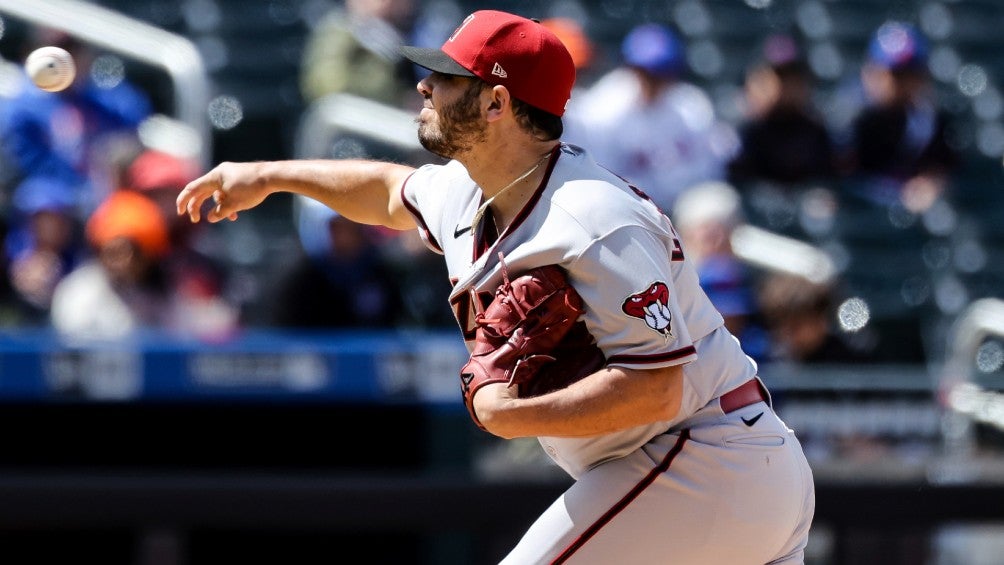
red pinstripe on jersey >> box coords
[607,345,696,365]
[551,429,691,563]
[399,172,442,253]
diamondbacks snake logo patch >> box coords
[622,281,673,338]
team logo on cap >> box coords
[622,281,673,338]
[491,62,508,78]
[449,14,475,42]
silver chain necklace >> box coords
[469,153,549,236]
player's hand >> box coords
[176,162,272,223]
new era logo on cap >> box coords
[400,10,576,117]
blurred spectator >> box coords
[0,29,153,220]
[0,216,16,326]
[268,196,404,328]
[50,190,234,339]
[564,23,738,211]
[756,272,873,365]
[672,181,744,268]
[380,229,456,328]
[299,0,421,109]
[728,34,837,188]
[5,177,85,324]
[842,21,960,213]
[50,190,170,338]
[123,149,201,224]
[121,149,239,333]
[672,181,768,361]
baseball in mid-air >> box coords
[24,46,76,92]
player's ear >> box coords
[486,85,510,121]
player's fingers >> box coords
[205,190,237,223]
[177,172,219,222]
[184,192,205,223]
[206,203,225,223]
[177,182,198,216]
[177,187,199,220]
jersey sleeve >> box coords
[570,225,706,370]
[400,160,478,255]
[397,160,479,254]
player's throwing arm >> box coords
[177,160,417,229]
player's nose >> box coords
[416,77,432,99]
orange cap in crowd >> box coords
[540,18,594,71]
[86,191,170,259]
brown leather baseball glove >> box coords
[460,257,605,430]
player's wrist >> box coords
[251,161,285,195]
[473,383,526,439]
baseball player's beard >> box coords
[417,81,488,160]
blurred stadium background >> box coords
[1,0,1004,563]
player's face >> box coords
[416,73,487,159]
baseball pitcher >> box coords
[178,10,815,564]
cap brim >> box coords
[400,46,475,77]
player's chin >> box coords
[417,107,437,123]
[417,124,440,146]
[416,113,434,133]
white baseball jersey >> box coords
[400,142,813,564]
[401,143,756,478]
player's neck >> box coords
[466,142,554,195]
[466,142,556,233]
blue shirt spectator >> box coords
[843,21,960,213]
[6,176,85,324]
[0,30,152,220]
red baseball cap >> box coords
[126,150,200,192]
[400,10,576,117]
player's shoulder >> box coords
[404,159,479,219]
[548,144,664,232]
[552,144,635,198]
[408,159,477,197]
[412,159,472,184]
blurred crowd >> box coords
[0,2,974,368]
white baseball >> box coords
[25,46,76,92]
